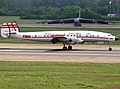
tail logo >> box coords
[1,23,20,38]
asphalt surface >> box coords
[0,47,120,57]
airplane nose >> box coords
[115,37,119,41]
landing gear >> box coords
[109,48,112,51]
[63,46,67,50]
[62,44,72,50]
[108,42,112,51]
[63,44,67,50]
[68,45,72,50]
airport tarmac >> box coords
[19,23,120,29]
[0,44,120,63]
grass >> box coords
[0,62,119,89]
[0,16,39,24]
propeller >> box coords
[115,37,119,41]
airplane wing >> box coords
[51,35,84,44]
[51,36,67,44]
[47,18,109,24]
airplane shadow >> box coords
[0,48,117,52]
[47,49,107,52]
[0,48,49,51]
[0,48,120,52]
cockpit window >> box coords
[108,34,112,36]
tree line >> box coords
[0,0,120,20]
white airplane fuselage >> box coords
[12,31,116,43]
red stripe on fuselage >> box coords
[31,34,65,38]
[51,34,65,37]
[1,24,18,28]
[31,35,112,40]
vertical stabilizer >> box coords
[1,23,20,38]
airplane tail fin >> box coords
[1,23,20,38]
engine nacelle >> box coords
[67,38,84,44]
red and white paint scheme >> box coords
[1,23,119,51]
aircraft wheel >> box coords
[63,46,67,50]
[68,45,72,50]
[109,48,112,51]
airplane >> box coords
[47,18,109,27]
[1,23,119,51]
[38,10,109,26]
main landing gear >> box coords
[62,42,113,51]
[63,44,72,50]
[108,42,112,51]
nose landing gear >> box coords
[109,48,112,51]
[108,42,112,51]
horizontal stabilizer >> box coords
[1,23,20,38]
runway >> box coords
[0,44,120,63]
[0,47,120,57]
